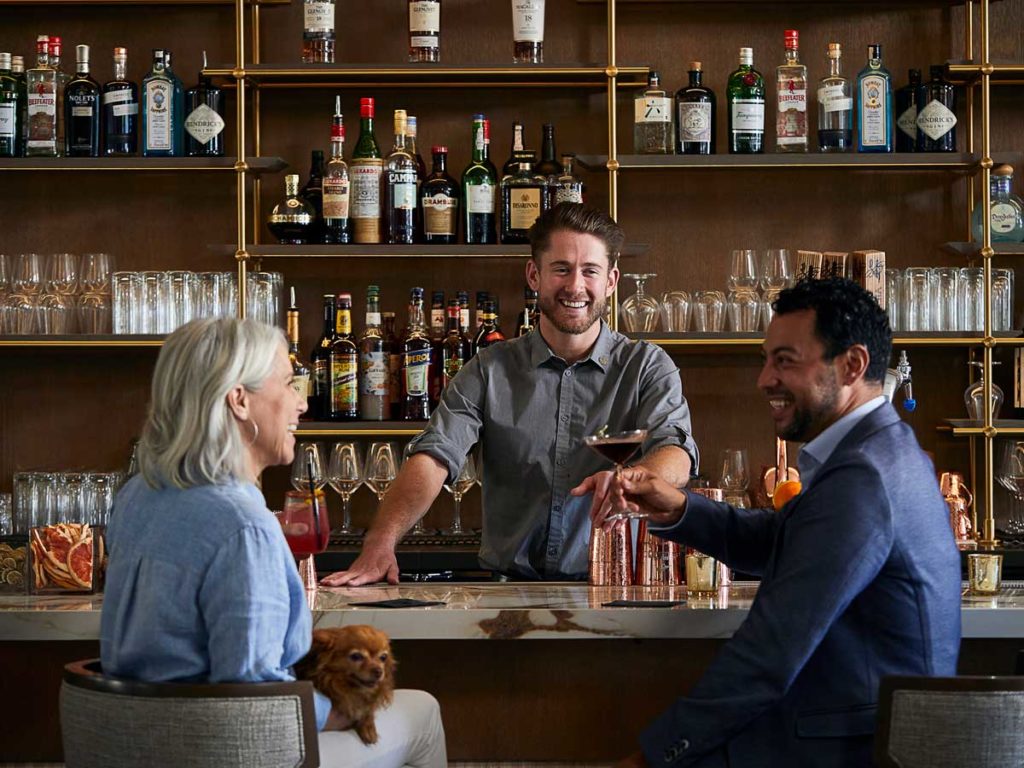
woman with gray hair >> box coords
[100,317,446,768]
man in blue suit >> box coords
[581,278,962,767]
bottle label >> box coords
[859,75,888,147]
[512,0,545,43]
[351,160,383,219]
[410,36,438,49]
[509,187,542,230]
[555,183,583,204]
[323,176,350,219]
[336,310,352,336]
[291,372,311,399]
[26,87,56,149]
[389,170,417,210]
[634,95,671,124]
[460,307,470,329]
[897,104,918,140]
[365,312,381,326]
[444,354,463,386]
[144,79,172,151]
[777,86,807,113]
[776,84,807,145]
[184,103,225,145]
[403,349,431,396]
[71,105,93,117]
[409,1,440,34]
[331,356,358,412]
[304,0,335,33]
[730,99,764,134]
[103,90,133,105]
[991,203,1017,234]
[113,102,139,117]
[678,102,712,143]
[916,99,957,141]
[818,84,852,113]
[360,350,389,396]
[0,103,15,138]
[431,309,445,334]
[423,193,457,234]
[467,183,495,214]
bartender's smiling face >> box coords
[758,309,845,443]
[526,230,618,335]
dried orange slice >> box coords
[772,479,802,511]
[67,540,93,589]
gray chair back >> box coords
[60,659,319,768]
[875,674,1024,768]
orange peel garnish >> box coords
[772,479,802,510]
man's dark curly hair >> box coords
[772,278,892,383]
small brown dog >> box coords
[294,625,396,745]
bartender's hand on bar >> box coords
[320,541,400,586]
[585,465,687,528]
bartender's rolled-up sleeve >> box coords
[637,345,699,475]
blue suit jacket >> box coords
[639,403,962,768]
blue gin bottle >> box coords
[972,164,1024,243]
[141,49,182,156]
[856,44,892,153]
[163,50,185,156]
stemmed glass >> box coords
[719,448,750,508]
[442,455,477,536]
[760,249,792,292]
[327,442,363,536]
[290,442,326,493]
[620,273,659,333]
[728,250,759,293]
[997,441,1024,536]
[583,428,649,520]
[46,253,79,295]
[365,442,420,535]
[80,253,113,294]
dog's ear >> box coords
[310,629,337,655]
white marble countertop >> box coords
[1,582,1023,642]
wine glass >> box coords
[290,442,326,493]
[997,441,1024,536]
[760,249,792,291]
[964,361,1003,421]
[583,428,649,520]
[729,249,759,293]
[365,442,419,534]
[80,253,113,294]
[46,253,79,295]
[442,455,477,536]
[719,448,750,508]
[327,442,363,536]
[619,273,659,333]
[11,253,42,295]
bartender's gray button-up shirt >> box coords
[406,321,699,580]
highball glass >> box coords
[691,290,725,333]
[659,291,690,332]
[993,268,1015,332]
[884,268,902,331]
[727,291,760,332]
[902,268,932,331]
[929,267,959,333]
[112,272,143,334]
[959,267,985,332]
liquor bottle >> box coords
[553,153,584,204]
[915,64,957,153]
[384,109,418,244]
[429,290,446,340]
[382,311,402,419]
[330,292,360,421]
[775,30,807,153]
[406,114,427,179]
[49,37,70,155]
[409,0,441,63]
[26,36,58,158]
[971,164,1024,243]
[856,44,893,153]
[286,287,313,418]
[473,299,506,355]
[474,290,489,330]
[303,0,336,64]
[421,145,459,243]
[11,55,27,157]
[351,97,384,244]
[184,51,225,157]
[142,49,176,157]
[401,287,432,421]
[0,54,19,158]
[309,294,337,420]
[323,95,351,244]
[634,71,673,154]
[727,47,765,154]
[457,290,470,334]
[536,122,560,178]
[300,149,326,243]
[503,120,527,177]
[64,45,100,158]
[162,51,186,156]
[512,0,545,64]
[359,285,388,420]
[501,161,548,243]
[441,299,470,388]
[267,174,316,244]
[675,61,715,155]
[462,114,498,244]
[428,290,446,407]
[102,47,138,157]
[895,69,922,153]
[817,43,853,153]
[516,286,538,336]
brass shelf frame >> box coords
[294,422,427,437]
[0,335,165,348]
[944,241,1024,258]
[946,60,1024,86]
[0,157,286,173]
[630,332,1024,354]
[576,153,1013,172]
[0,0,286,5]
[216,243,650,259]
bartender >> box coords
[322,203,698,584]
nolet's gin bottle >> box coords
[775,30,807,153]
[856,44,892,153]
[817,43,852,152]
[727,47,764,154]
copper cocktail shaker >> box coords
[635,519,682,586]
[939,471,976,551]
[588,518,634,586]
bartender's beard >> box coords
[538,292,608,335]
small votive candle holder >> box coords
[967,553,1003,595]
[685,548,720,597]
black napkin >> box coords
[602,599,685,608]
[347,598,446,608]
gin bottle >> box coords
[915,64,956,153]
[775,30,807,153]
[102,47,138,156]
[0,53,19,158]
[727,47,764,154]
[11,55,27,157]
[184,51,225,157]
[675,61,715,155]
[49,37,70,155]
[323,95,352,244]
[817,43,852,152]
[895,69,922,153]
[25,36,58,157]
[462,114,497,244]
[856,44,893,153]
[142,49,176,156]
[65,45,100,157]
[971,164,1024,244]
[303,0,336,63]
[634,71,673,154]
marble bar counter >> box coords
[2,581,1024,642]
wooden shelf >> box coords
[204,63,650,88]
[577,153,994,172]
[946,419,1024,436]
[0,157,287,173]
[579,0,988,4]
[944,242,1024,258]
[0,335,165,348]
[224,243,649,259]
[633,331,1024,352]
[294,421,427,437]
[0,0,286,4]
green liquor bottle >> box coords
[727,47,764,154]
[461,114,497,244]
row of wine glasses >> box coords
[996,441,1024,536]
[2,252,113,335]
[289,441,478,537]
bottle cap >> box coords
[994,164,1014,176]
[337,292,352,305]
[393,108,407,134]
[406,115,418,136]
[432,145,448,154]
[331,120,345,142]
[50,36,62,56]
[36,36,49,54]
[929,64,944,78]
[472,113,485,122]
[739,47,753,65]
[411,287,425,298]
[0,53,10,69]
[689,60,702,71]
[649,71,660,86]
[784,29,798,49]
[113,46,127,60]
[827,43,840,57]
[868,43,882,58]
[76,44,89,64]
[360,97,374,118]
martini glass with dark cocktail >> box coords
[583,428,649,520]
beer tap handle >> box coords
[897,350,916,412]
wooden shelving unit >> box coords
[577,153,1010,172]
[0,157,287,173]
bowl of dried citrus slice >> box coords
[27,523,104,594]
